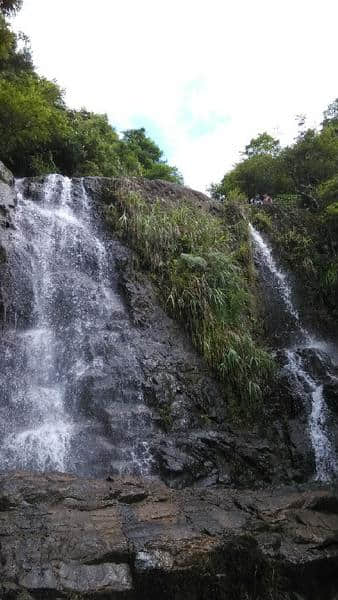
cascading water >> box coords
[249,223,337,481]
[0,175,154,476]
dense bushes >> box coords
[213,101,338,326]
[212,107,338,210]
[105,191,274,421]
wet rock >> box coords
[0,162,17,325]
[0,472,337,599]
[298,347,333,380]
[0,161,15,229]
[324,379,338,414]
[153,428,305,489]
[19,562,133,595]
[0,161,14,186]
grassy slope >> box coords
[104,186,274,423]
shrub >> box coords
[250,210,273,233]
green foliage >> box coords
[275,227,313,266]
[226,187,247,204]
[323,261,338,287]
[180,254,208,270]
[251,203,338,323]
[214,99,338,210]
[0,14,32,73]
[317,175,338,209]
[121,128,183,183]
[0,15,182,182]
[0,0,22,16]
[213,153,293,200]
[0,74,69,174]
[215,97,338,326]
[273,193,301,207]
[326,202,338,217]
[282,126,338,205]
[251,210,272,233]
[244,132,281,158]
[322,98,338,129]
[106,192,274,420]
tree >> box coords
[243,132,281,158]
[121,128,163,172]
[0,74,69,174]
[0,10,183,182]
[121,128,183,183]
[0,14,33,72]
[213,152,292,200]
[282,126,338,208]
[0,0,22,15]
[322,98,338,128]
[57,110,122,177]
[0,14,14,62]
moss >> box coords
[105,190,274,423]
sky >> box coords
[13,0,338,192]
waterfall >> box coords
[249,223,337,481]
[0,175,154,476]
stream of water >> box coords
[250,223,337,481]
[0,175,154,476]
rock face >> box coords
[0,160,15,229]
[0,161,16,323]
[80,176,315,488]
[0,472,338,600]
[1,169,338,598]
[112,241,299,489]
[0,171,308,487]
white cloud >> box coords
[13,0,338,191]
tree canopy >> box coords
[212,106,338,210]
[212,100,338,326]
[0,4,183,182]
[244,132,281,158]
[0,0,22,16]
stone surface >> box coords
[0,162,16,325]
[0,161,14,186]
[79,175,327,489]
[0,171,301,487]
[0,472,337,599]
[0,161,15,229]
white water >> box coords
[250,224,337,481]
[2,176,73,471]
[0,175,154,476]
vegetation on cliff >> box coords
[212,103,338,326]
[105,189,274,421]
[0,2,182,182]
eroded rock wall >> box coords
[0,472,338,600]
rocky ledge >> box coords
[0,472,337,599]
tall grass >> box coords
[105,192,274,421]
